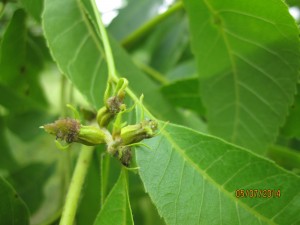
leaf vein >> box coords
[66,34,90,76]
[238,102,272,134]
[223,28,294,71]
[90,58,104,107]
[271,191,300,221]
[174,160,185,225]
[217,9,292,40]
[156,148,173,189]
[232,52,289,99]
[198,178,205,224]
[51,19,83,45]
[221,162,251,188]
[238,81,280,117]
[162,128,276,224]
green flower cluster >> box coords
[42,78,158,167]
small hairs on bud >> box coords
[43,118,80,143]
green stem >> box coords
[68,84,74,107]
[91,0,117,80]
[62,151,72,192]
[59,146,94,225]
[91,0,155,120]
[60,75,67,117]
[121,2,184,49]
[134,60,169,84]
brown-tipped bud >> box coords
[42,118,106,146]
[120,120,158,145]
[97,78,128,128]
[97,97,126,128]
[114,146,132,167]
[43,118,80,143]
[106,96,126,114]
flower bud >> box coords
[97,89,126,128]
[114,146,132,167]
[120,120,158,145]
[96,106,113,127]
[43,118,80,143]
[106,96,126,114]
[114,78,128,100]
[106,78,127,114]
[78,125,106,145]
[42,118,106,146]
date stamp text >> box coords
[235,189,281,198]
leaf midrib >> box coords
[202,0,240,142]
[76,0,105,58]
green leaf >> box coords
[136,123,300,225]
[161,77,205,115]
[148,12,189,73]
[0,9,27,85]
[0,117,18,171]
[94,170,134,225]
[6,163,54,214]
[0,177,30,225]
[108,0,163,41]
[110,37,188,123]
[166,60,197,81]
[100,151,121,205]
[5,110,53,141]
[21,0,43,22]
[43,0,108,109]
[0,84,52,141]
[0,9,48,108]
[128,172,166,225]
[184,0,300,152]
[281,85,300,139]
[285,0,300,7]
[131,10,189,73]
[0,84,43,113]
[42,0,187,124]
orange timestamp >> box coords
[235,189,281,198]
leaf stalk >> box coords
[121,1,184,49]
[91,0,117,80]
